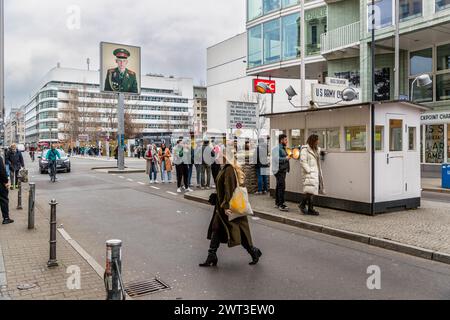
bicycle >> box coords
[49,160,57,183]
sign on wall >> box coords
[253,79,276,94]
[100,42,141,95]
[311,84,361,105]
[227,101,258,130]
[325,77,349,87]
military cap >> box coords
[113,48,131,59]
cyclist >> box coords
[46,144,61,183]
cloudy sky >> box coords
[3,0,245,113]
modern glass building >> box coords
[246,0,450,171]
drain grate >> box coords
[124,278,171,298]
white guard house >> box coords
[266,101,431,215]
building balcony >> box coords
[320,21,360,56]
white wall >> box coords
[207,32,317,135]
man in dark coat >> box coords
[6,144,24,190]
[0,154,13,225]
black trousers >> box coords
[0,185,9,220]
[10,169,20,187]
[211,164,221,183]
[176,164,189,189]
[275,172,287,207]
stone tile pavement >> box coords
[0,187,105,300]
[186,190,450,257]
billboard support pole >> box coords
[118,93,125,171]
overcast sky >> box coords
[3,0,245,113]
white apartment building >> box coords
[4,107,25,147]
[24,67,194,147]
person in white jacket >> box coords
[299,135,325,216]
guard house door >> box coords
[382,114,407,198]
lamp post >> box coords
[410,74,433,102]
[300,0,306,108]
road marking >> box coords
[127,179,134,182]
[167,191,178,196]
[138,182,145,185]
[151,186,160,190]
[119,176,125,179]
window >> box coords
[437,44,450,71]
[437,73,450,101]
[375,68,391,101]
[410,48,433,76]
[248,0,262,21]
[436,0,450,12]
[389,119,403,152]
[368,0,393,30]
[410,76,433,103]
[408,127,417,151]
[326,128,340,150]
[263,19,281,64]
[375,126,384,151]
[345,126,367,151]
[248,25,262,68]
[306,6,327,56]
[309,129,326,149]
[282,14,300,60]
[290,129,304,147]
[263,0,280,14]
[282,0,298,8]
[425,125,444,163]
[399,0,422,21]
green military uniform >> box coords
[104,48,139,94]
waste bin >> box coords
[442,164,450,189]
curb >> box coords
[422,187,450,194]
[185,193,450,266]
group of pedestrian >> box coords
[144,143,174,184]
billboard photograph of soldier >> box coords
[101,42,141,94]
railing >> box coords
[321,21,360,55]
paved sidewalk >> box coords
[185,190,450,263]
[0,188,105,300]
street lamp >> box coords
[410,74,432,102]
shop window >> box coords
[263,0,280,14]
[248,25,262,68]
[290,129,304,147]
[248,0,262,21]
[368,0,393,31]
[263,19,281,64]
[437,43,450,71]
[345,126,367,152]
[390,119,403,152]
[282,13,300,61]
[408,127,417,151]
[410,48,432,76]
[375,126,384,151]
[308,129,326,149]
[436,0,450,12]
[436,73,450,101]
[326,128,341,150]
[425,125,445,163]
[399,0,422,21]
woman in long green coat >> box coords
[199,159,262,267]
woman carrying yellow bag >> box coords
[199,154,262,268]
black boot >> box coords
[299,198,308,215]
[307,197,319,216]
[248,247,263,266]
[199,234,220,267]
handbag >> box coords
[228,168,254,222]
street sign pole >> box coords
[117,93,125,171]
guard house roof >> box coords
[261,100,432,118]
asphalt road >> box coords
[27,156,450,300]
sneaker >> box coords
[177,188,182,193]
[155,181,160,184]
[279,205,289,212]
[2,219,14,225]
[186,188,194,192]
[150,181,154,184]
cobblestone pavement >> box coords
[0,187,105,300]
[188,190,450,256]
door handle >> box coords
[387,154,389,165]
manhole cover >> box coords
[124,278,170,298]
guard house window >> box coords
[290,129,304,147]
[326,128,340,150]
[248,0,262,21]
[308,129,326,149]
[345,126,367,152]
[367,0,393,31]
[248,25,262,68]
[282,13,300,61]
[389,119,403,152]
[375,126,384,151]
[399,0,422,21]
[263,19,281,64]
[436,0,450,12]
[263,0,280,14]
[408,127,417,151]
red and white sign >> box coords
[253,79,276,94]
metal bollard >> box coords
[17,180,23,210]
[47,199,59,268]
[105,240,125,300]
[28,183,36,230]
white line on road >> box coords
[138,182,145,185]
[167,191,178,196]
[151,186,160,190]
[127,179,134,182]
[119,176,125,179]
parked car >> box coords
[39,149,71,174]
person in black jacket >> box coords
[272,134,291,212]
[0,155,13,225]
[6,144,24,190]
